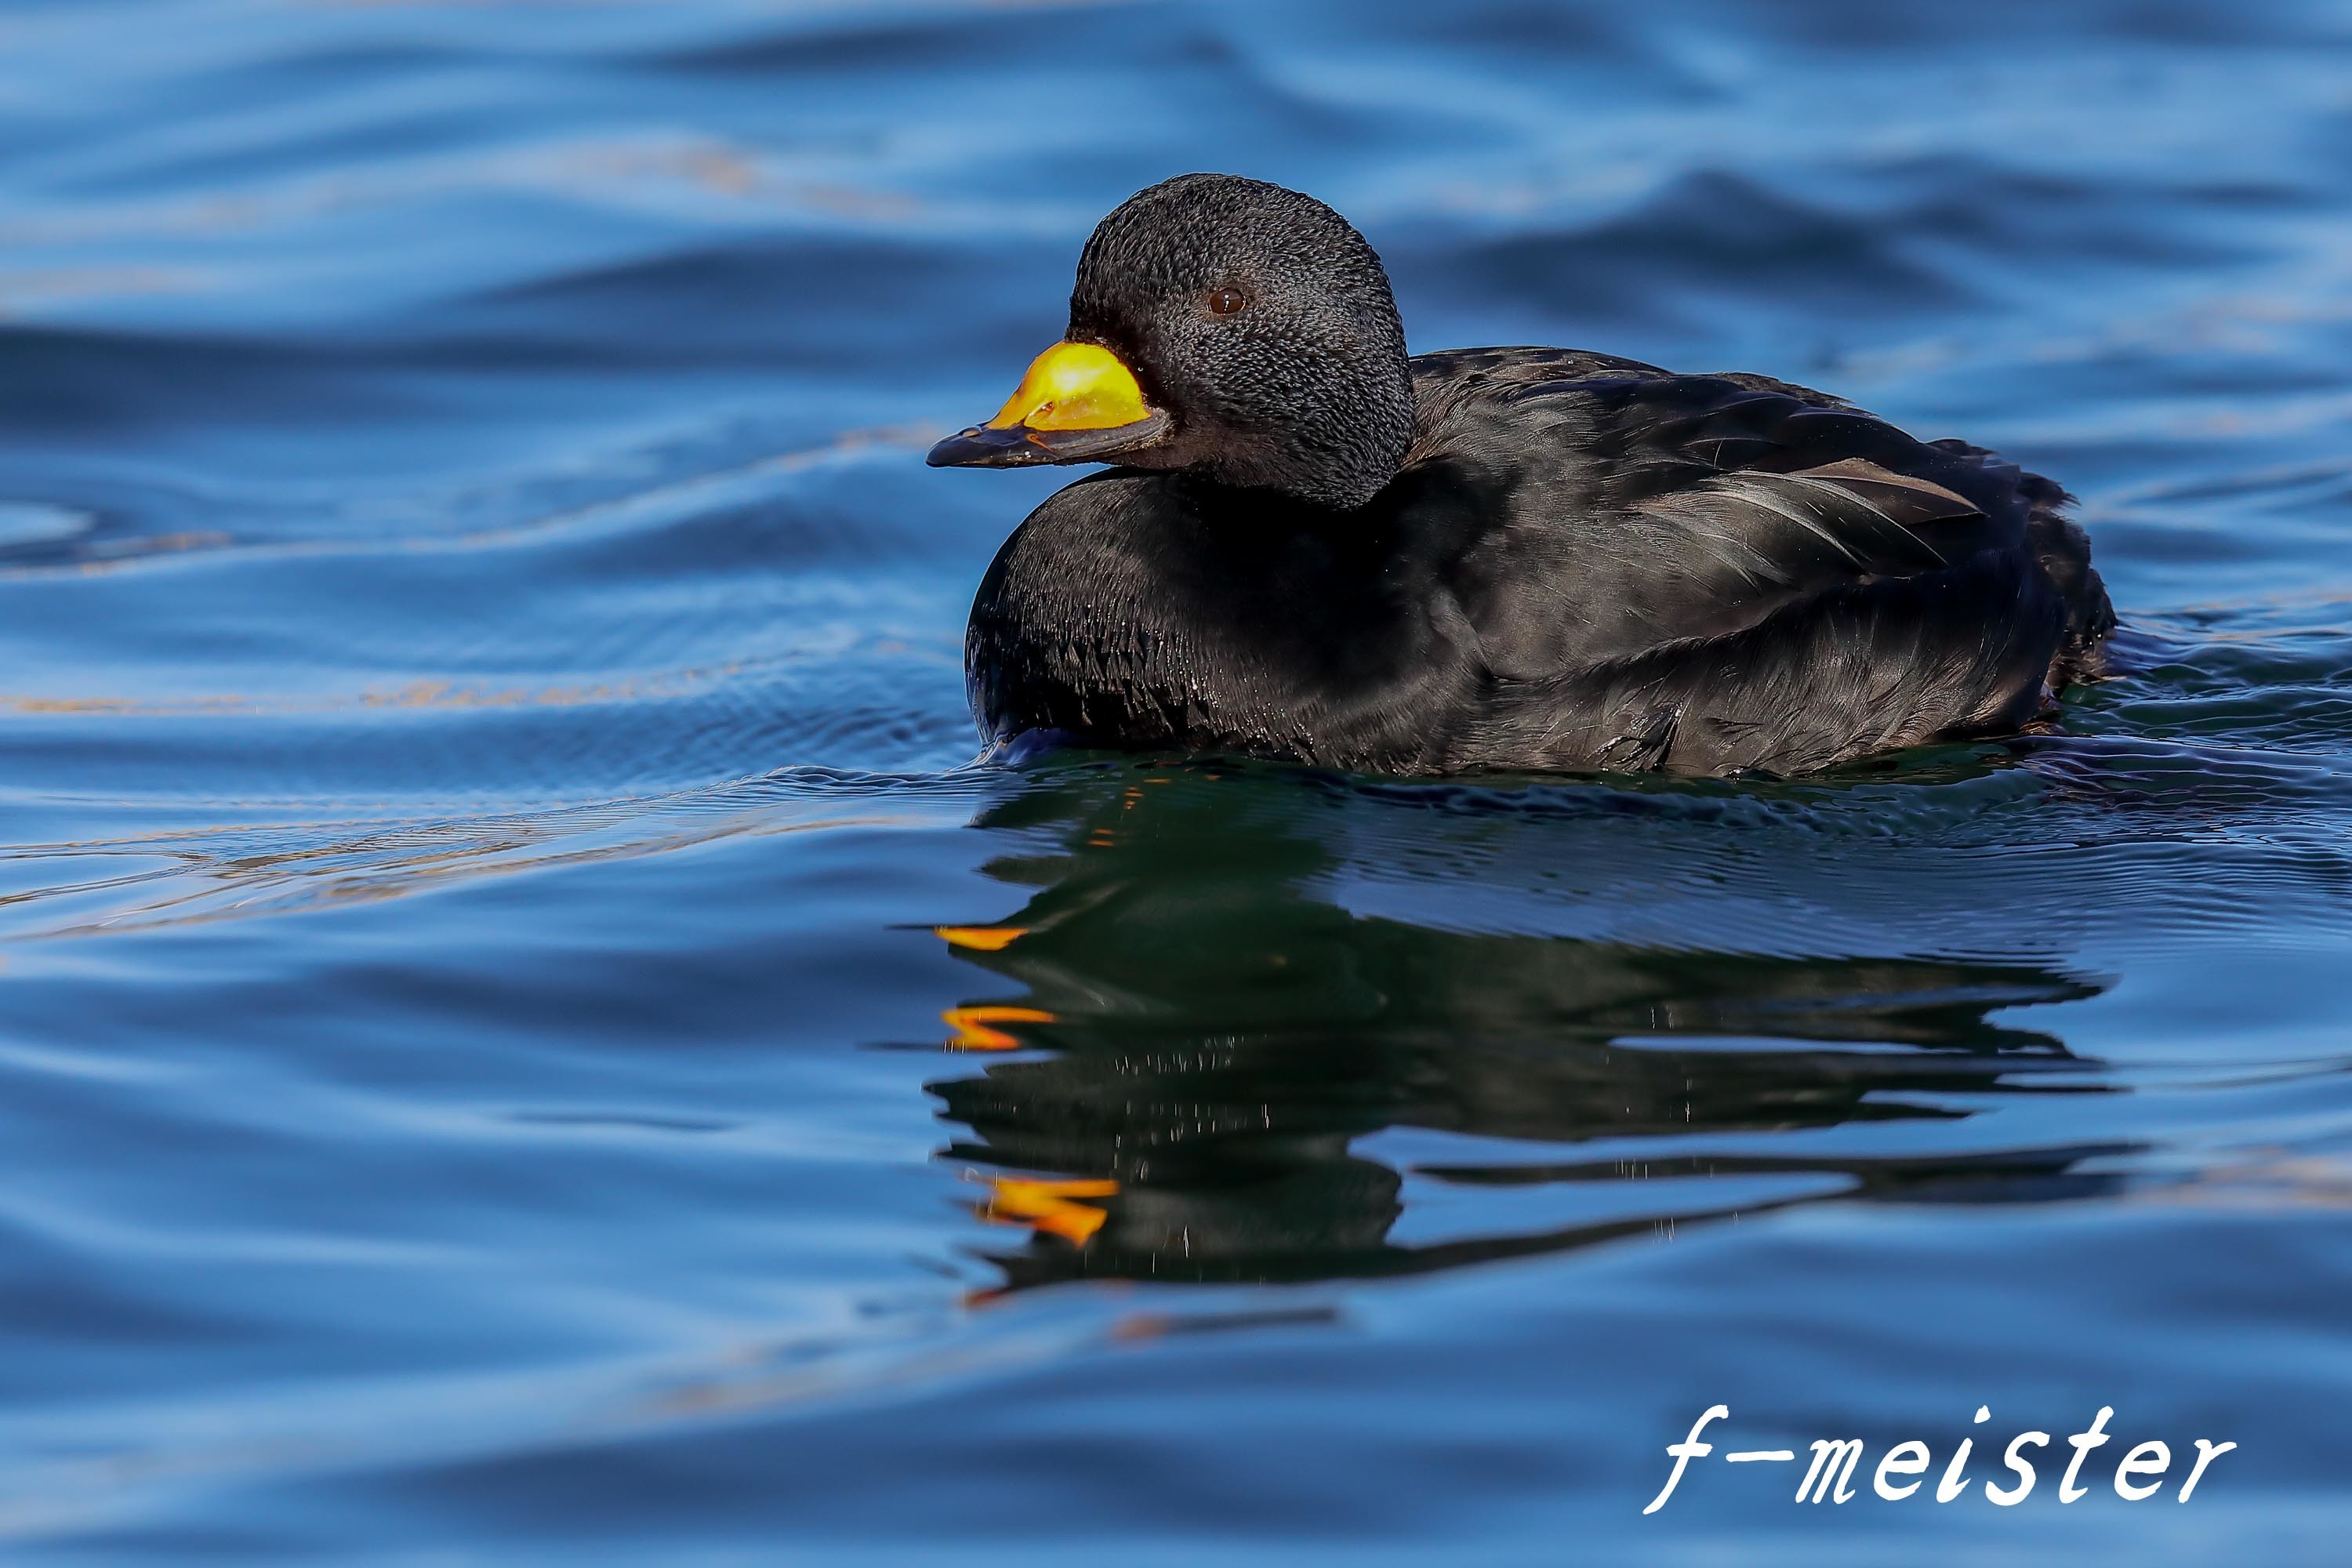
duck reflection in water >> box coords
[924,764,2126,1294]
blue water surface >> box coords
[2,1,2350,1561]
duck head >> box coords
[927,174,1415,510]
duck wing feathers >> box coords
[1396,349,2111,773]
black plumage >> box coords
[936,174,2114,777]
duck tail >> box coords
[1925,439,2114,687]
[2020,473,2114,686]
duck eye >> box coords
[1207,288,1247,317]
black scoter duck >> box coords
[929,173,2114,776]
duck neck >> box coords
[1196,364,1415,512]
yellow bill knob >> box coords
[927,341,1171,469]
[985,342,1153,431]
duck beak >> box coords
[927,341,1172,468]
